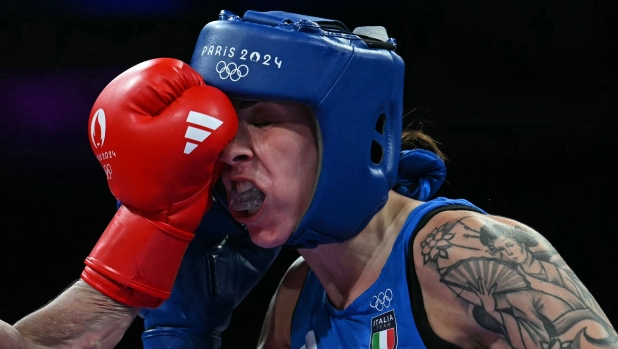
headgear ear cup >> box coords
[190,10,404,247]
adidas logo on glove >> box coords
[184,111,224,154]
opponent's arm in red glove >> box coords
[81,57,238,308]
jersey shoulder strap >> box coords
[406,204,485,348]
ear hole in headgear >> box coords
[375,113,386,134]
[371,113,387,164]
[371,140,383,164]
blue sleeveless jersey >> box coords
[291,197,486,349]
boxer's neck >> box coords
[299,192,422,310]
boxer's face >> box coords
[219,101,318,248]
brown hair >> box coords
[401,108,447,161]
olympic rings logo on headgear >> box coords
[215,61,249,81]
[369,288,393,311]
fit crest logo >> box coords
[216,61,249,81]
[184,111,224,154]
[370,310,398,349]
[90,108,106,148]
[370,288,393,311]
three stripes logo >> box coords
[184,111,224,154]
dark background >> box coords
[1,0,616,347]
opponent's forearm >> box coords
[0,321,35,349]
[11,280,139,349]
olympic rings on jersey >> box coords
[370,288,393,311]
[216,61,249,81]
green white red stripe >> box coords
[372,328,395,349]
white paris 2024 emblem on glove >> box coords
[184,111,224,154]
[91,108,106,148]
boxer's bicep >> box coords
[12,279,139,349]
[258,257,309,349]
[413,211,617,349]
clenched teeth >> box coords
[229,182,265,215]
[234,180,255,193]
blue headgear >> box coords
[191,10,420,248]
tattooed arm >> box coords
[413,210,617,349]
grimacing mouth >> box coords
[229,180,265,217]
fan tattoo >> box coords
[420,216,617,349]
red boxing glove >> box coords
[81,58,237,308]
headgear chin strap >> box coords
[191,10,405,248]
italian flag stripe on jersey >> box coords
[372,328,395,349]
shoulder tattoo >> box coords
[419,215,617,349]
